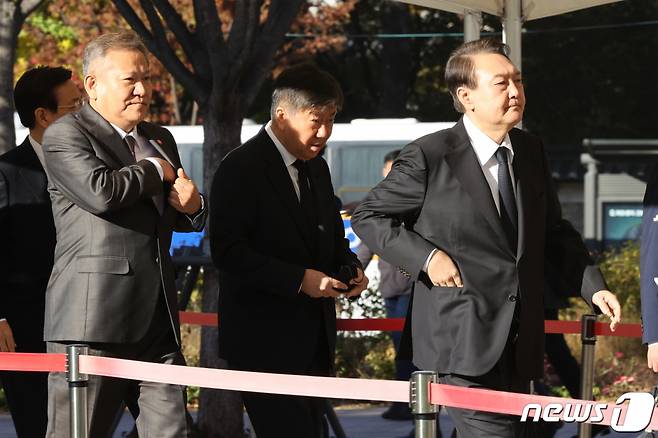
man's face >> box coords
[277,103,337,161]
[459,53,525,134]
[85,49,152,131]
[41,80,83,127]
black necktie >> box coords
[292,160,318,232]
[495,147,518,252]
[124,135,137,159]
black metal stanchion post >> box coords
[410,371,438,438]
[578,314,597,438]
[66,344,89,438]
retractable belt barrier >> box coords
[1,350,657,436]
[179,311,643,337]
[0,315,648,438]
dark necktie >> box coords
[292,159,318,233]
[495,147,518,252]
[124,135,137,159]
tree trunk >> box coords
[0,2,21,154]
[197,98,245,438]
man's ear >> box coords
[456,86,474,112]
[33,108,49,130]
[274,106,286,122]
[84,74,97,101]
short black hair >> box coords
[384,149,401,163]
[271,63,343,119]
[14,66,73,129]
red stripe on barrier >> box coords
[179,312,644,337]
[430,383,658,428]
[0,352,66,372]
[179,311,217,326]
[336,318,404,331]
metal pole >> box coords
[578,315,597,438]
[410,371,438,438]
[463,9,482,42]
[502,0,523,72]
[66,344,89,438]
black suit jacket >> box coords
[352,118,605,379]
[0,138,55,346]
[210,128,359,374]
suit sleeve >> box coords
[42,121,163,215]
[351,142,436,280]
[209,154,305,297]
[0,168,7,319]
[541,141,606,310]
[641,165,658,344]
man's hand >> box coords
[168,168,202,215]
[343,267,369,298]
[0,320,16,352]
[150,158,176,183]
[648,344,658,372]
[301,269,347,299]
[427,250,463,287]
[592,290,622,332]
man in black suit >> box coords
[42,32,205,437]
[0,66,82,437]
[352,38,621,437]
[210,64,368,438]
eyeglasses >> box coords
[58,98,85,111]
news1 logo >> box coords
[521,392,656,432]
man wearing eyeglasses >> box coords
[0,66,82,438]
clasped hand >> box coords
[301,268,369,299]
[168,168,201,215]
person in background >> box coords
[0,66,82,438]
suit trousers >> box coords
[45,297,188,438]
[439,310,529,438]
[0,337,47,438]
[234,328,331,438]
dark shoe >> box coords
[382,403,414,421]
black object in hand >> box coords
[333,264,359,292]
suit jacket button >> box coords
[508,294,517,302]
[155,257,159,264]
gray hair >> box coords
[83,32,149,76]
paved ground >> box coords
[0,406,643,437]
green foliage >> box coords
[335,332,395,380]
[598,242,641,322]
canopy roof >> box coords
[398,0,621,21]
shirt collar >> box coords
[28,134,45,168]
[265,121,297,168]
[463,114,514,166]
[109,122,143,142]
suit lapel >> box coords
[444,119,515,257]
[510,129,530,260]
[136,123,179,168]
[78,104,136,166]
[259,130,316,253]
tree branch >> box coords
[152,0,210,79]
[240,0,305,107]
[194,0,227,80]
[112,0,207,103]
[19,0,44,17]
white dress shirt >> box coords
[423,115,517,273]
[265,121,302,201]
